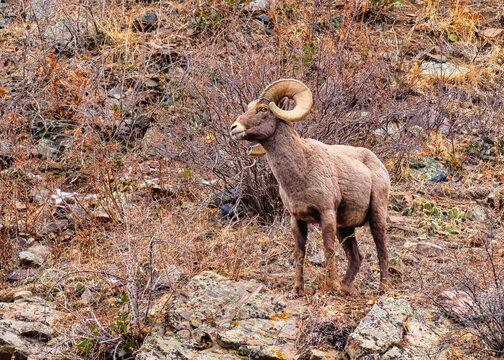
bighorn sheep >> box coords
[230,79,390,295]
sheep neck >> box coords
[261,121,307,191]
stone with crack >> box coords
[18,245,51,267]
[137,271,305,360]
[345,297,412,358]
[0,297,66,358]
[346,298,448,359]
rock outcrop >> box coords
[0,294,67,359]
[346,296,448,359]
[18,245,51,267]
[138,271,306,360]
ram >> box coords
[230,79,390,296]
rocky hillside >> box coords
[1,0,504,359]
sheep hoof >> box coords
[341,283,356,295]
[287,290,304,299]
[291,284,305,297]
[378,283,389,294]
[326,281,341,293]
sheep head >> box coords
[230,79,313,156]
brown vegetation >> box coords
[1,0,504,358]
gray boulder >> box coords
[346,297,412,358]
[382,307,448,359]
[37,138,59,160]
[18,245,51,267]
[409,157,450,182]
[239,0,269,13]
[0,140,13,168]
[0,1,18,28]
[138,271,305,360]
[5,269,39,282]
[152,265,183,290]
[420,62,469,80]
[134,10,158,32]
[0,297,66,358]
[38,14,97,50]
[346,297,448,359]
[466,205,487,223]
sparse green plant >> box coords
[447,33,458,42]
[370,0,402,11]
[301,42,316,66]
[409,199,465,237]
[189,9,223,32]
[76,325,99,355]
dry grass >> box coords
[1,0,504,358]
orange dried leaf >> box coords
[205,132,216,143]
[403,191,413,207]
[483,28,504,38]
[389,215,405,223]
[74,128,82,140]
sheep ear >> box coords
[247,144,266,157]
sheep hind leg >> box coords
[292,217,308,296]
[320,210,341,293]
[369,205,389,293]
[337,227,362,295]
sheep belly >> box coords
[291,206,321,223]
[336,181,372,227]
[336,198,370,227]
[278,190,320,224]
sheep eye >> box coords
[258,107,268,113]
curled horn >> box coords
[260,79,313,122]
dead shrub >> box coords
[437,220,504,355]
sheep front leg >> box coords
[321,210,341,292]
[291,217,307,296]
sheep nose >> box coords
[230,124,237,131]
